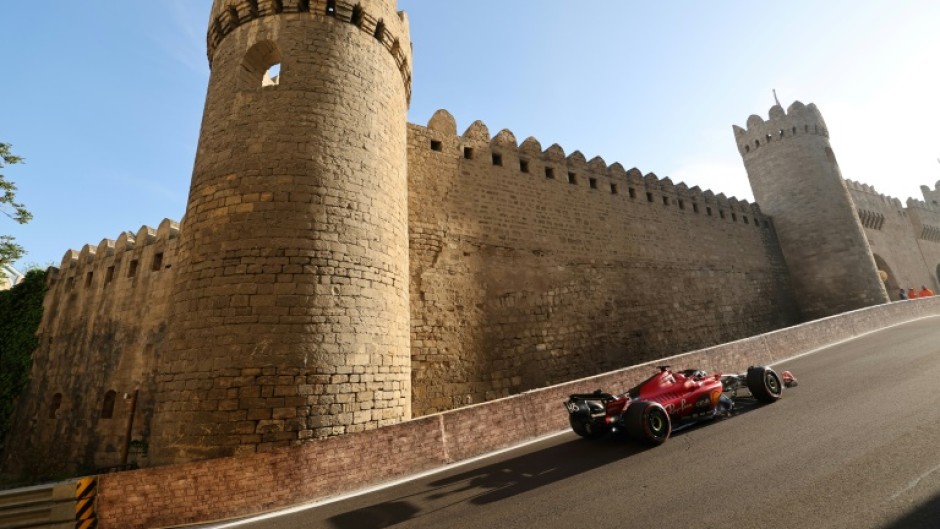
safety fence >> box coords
[0,476,97,529]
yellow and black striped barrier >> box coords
[75,477,98,529]
[0,475,99,529]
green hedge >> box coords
[0,269,46,454]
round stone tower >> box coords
[733,101,889,320]
[151,0,413,464]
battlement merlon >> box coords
[906,196,940,214]
[55,218,181,271]
[732,101,830,156]
[418,109,765,217]
[922,181,940,206]
[207,0,412,101]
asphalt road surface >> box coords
[199,316,940,529]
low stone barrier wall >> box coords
[98,297,940,528]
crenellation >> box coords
[734,101,829,156]
[60,249,79,269]
[157,218,181,240]
[565,150,588,171]
[136,226,157,246]
[462,120,491,143]
[427,109,456,136]
[78,244,97,265]
[543,143,566,162]
[208,0,413,100]
[588,155,607,174]
[519,136,542,156]
[96,239,115,261]
[607,162,627,180]
[491,129,517,148]
[115,231,135,253]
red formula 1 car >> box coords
[564,365,797,445]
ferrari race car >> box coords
[564,365,797,445]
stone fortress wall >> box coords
[846,179,940,299]
[407,110,799,414]
[4,0,940,478]
[734,102,890,319]
[4,221,179,475]
[149,0,415,465]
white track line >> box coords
[769,315,938,368]
[890,461,940,501]
[192,430,570,528]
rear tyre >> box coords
[746,366,783,403]
[623,401,671,445]
[569,416,609,439]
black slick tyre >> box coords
[746,366,783,403]
[623,401,671,445]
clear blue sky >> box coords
[3,1,939,271]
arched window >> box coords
[351,4,364,27]
[239,40,283,89]
[101,390,117,419]
[228,7,240,29]
[874,254,900,300]
[374,19,386,42]
[49,393,62,419]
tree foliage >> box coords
[0,143,29,267]
[0,268,46,455]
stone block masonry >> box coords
[151,0,414,464]
[735,101,890,318]
[2,221,179,477]
[408,110,800,415]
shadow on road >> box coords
[327,435,643,529]
[880,491,940,529]
[327,401,765,529]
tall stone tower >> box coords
[151,0,413,464]
[733,101,889,320]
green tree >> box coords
[1,142,30,267]
[0,269,45,457]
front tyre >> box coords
[623,401,671,445]
[746,366,783,403]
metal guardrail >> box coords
[0,477,97,529]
